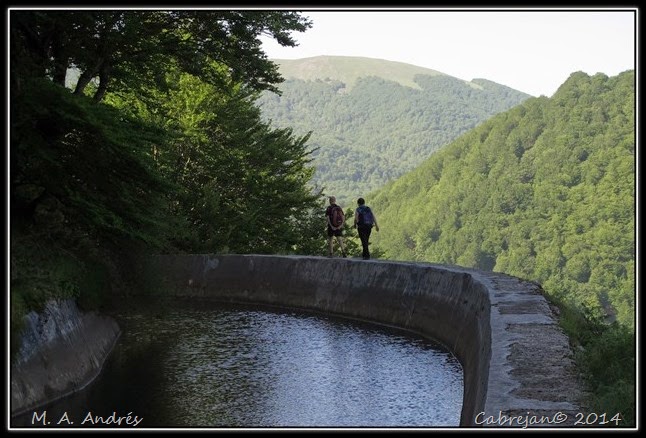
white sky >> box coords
[260,9,637,97]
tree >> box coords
[104,66,322,254]
[10,10,312,101]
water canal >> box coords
[12,299,463,428]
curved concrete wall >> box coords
[150,254,584,427]
[10,299,121,417]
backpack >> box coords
[357,205,374,226]
[330,205,345,228]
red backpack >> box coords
[330,205,345,228]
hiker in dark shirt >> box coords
[325,196,347,258]
[353,197,379,260]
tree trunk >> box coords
[49,20,68,87]
[51,58,69,87]
[92,66,110,102]
[73,70,95,95]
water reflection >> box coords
[12,300,463,428]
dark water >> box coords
[12,300,463,429]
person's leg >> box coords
[358,227,370,259]
[328,235,334,257]
[338,236,346,257]
[364,226,372,259]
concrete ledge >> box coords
[150,254,584,427]
[10,300,121,417]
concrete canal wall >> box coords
[150,254,584,427]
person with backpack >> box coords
[353,197,379,260]
[325,196,347,258]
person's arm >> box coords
[373,213,379,232]
[354,210,359,228]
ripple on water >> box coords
[12,301,463,428]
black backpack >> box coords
[357,205,374,226]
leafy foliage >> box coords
[10,10,312,101]
[105,68,323,254]
[11,78,174,248]
[552,296,636,427]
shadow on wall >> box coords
[148,254,585,427]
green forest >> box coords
[256,59,531,205]
[370,70,635,328]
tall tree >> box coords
[106,68,322,254]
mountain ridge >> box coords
[272,55,498,91]
[258,55,532,204]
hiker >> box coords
[325,196,347,258]
[353,197,379,260]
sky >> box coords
[260,8,636,97]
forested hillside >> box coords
[370,70,635,328]
[256,56,531,204]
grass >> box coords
[548,294,636,427]
[274,55,447,90]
